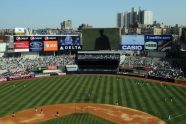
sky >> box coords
[0,0,185,29]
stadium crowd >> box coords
[0,55,75,81]
[0,55,75,70]
[120,56,184,79]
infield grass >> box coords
[41,113,115,124]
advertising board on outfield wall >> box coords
[120,35,144,51]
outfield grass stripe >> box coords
[101,76,108,103]
[23,77,62,106]
[162,85,186,116]
[152,83,175,119]
[113,76,119,105]
[95,76,104,103]
[139,81,163,116]
[53,75,77,103]
[147,83,168,116]
[0,78,43,95]
[0,78,47,104]
[118,78,127,106]
[38,77,68,105]
[0,80,30,101]
[91,76,99,103]
[169,86,186,105]
[12,77,63,112]
[86,76,97,103]
[109,76,114,104]
[115,78,123,106]
[147,83,170,118]
[53,77,77,104]
[0,79,45,109]
[104,76,111,104]
[68,75,88,102]
[60,76,80,103]
[101,77,110,103]
[0,78,52,115]
[42,76,76,104]
[125,78,136,108]
[165,86,186,111]
[58,76,79,103]
[63,75,85,103]
[131,80,147,111]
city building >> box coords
[117,13,124,28]
[78,24,93,30]
[60,20,72,30]
[143,11,153,25]
[117,7,153,28]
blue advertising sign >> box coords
[58,36,81,50]
[59,36,80,45]
[145,35,172,41]
[29,36,43,52]
[121,35,144,51]
[120,45,144,51]
[121,35,144,45]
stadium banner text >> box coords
[145,35,172,41]
[120,45,144,51]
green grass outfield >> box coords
[41,113,114,124]
[0,75,186,124]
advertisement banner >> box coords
[120,45,144,51]
[14,41,29,52]
[58,36,80,45]
[145,35,172,51]
[158,41,172,52]
[145,41,157,50]
[58,36,82,50]
[44,41,58,51]
[59,45,82,50]
[145,35,172,41]
[29,36,43,52]
[14,36,29,41]
[121,35,144,51]
[44,36,57,41]
[121,35,145,45]
[15,28,25,35]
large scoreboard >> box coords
[13,35,82,52]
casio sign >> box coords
[145,41,157,50]
[121,45,143,51]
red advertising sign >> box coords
[14,41,29,52]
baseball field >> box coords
[0,75,186,124]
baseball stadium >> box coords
[0,28,186,124]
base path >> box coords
[0,103,166,124]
